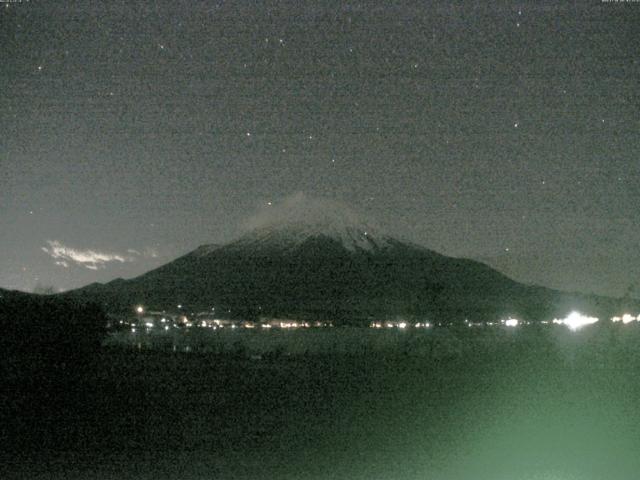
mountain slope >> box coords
[61,220,635,323]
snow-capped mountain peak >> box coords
[233,193,392,252]
[235,221,391,252]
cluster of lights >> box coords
[260,321,332,329]
[278,321,310,328]
[130,306,338,333]
[370,321,431,329]
[552,311,599,330]
[503,318,520,327]
[464,319,485,327]
[130,306,633,335]
[611,314,640,324]
[499,318,534,327]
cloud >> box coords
[128,247,159,258]
[42,240,137,270]
[242,192,373,232]
[143,247,159,258]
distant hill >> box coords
[0,288,107,453]
[0,288,34,302]
[59,202,639,324]
[0,288,106,348]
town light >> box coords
[554,311,599,330]
[136,305,144,314]
[504,318,519,327]
[622,314,636,324]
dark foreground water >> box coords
[3,324,640,479]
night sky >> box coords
[1,1,638,297]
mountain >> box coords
[0,288,36,303]
[59,199,638,324]
[0,287,106,371]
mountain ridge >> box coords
[59,218,639,324]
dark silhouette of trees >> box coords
[32,283,58,295]
[0,291,107,451]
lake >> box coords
[3,323,640,479]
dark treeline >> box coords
[0,291,107,452]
